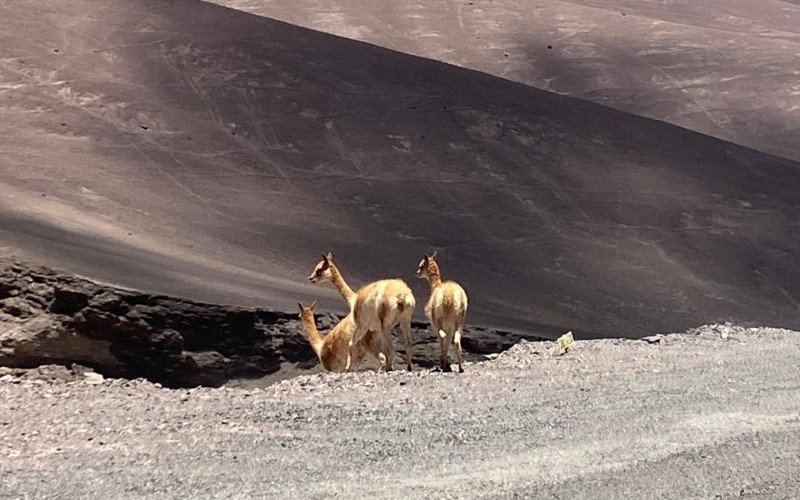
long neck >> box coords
[330,263,357,308]
[300,315,324,357]
[426,263,443,291]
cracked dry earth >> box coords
[1,325,799,498]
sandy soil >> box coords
[2,325,798,498]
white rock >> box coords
[83,372,104,385]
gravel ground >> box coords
[2,325,799,498]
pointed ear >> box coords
[321,253,329,263]
[326,251,333,261]
[297,302,304,313]
[310,300,317,310]
[431,251,438,260]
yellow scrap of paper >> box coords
[556,331,574,355]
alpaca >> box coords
[309,252,415,371]
[297,302,387,372]
[417,252,468,372]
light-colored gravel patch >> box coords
[1,325,799,498]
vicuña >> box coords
[417,252,468,372]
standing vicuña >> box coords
[297,301,387,372]
[417,252,468,372]
[307,252,389,372]
[309,252,415,371]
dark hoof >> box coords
[458,366,464,374]
[441,364,453,373]
[407,365,413,372]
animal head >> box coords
[297,300,318,321]
[416,251,439,279]
[308,252,334,283]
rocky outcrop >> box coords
[0,260,534,387]
[0,260,319,387]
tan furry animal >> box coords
[308,252,359,308]
[309,252,415,371]
[417,252,468,372]
[297,302,386,372]
[305,252,389,372]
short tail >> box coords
[396,293,407,312]
[395,290,415,316]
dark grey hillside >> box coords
[1,0,799,338]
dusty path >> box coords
[2,325,799,498]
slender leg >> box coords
[438,334,448,371]
[383,325,395,372]
[345,338,354,372]
[401,317,414,371]
[365,333,387,373]
[454,328,464,373]
[435,321,451,372]
[347,326,365,372]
